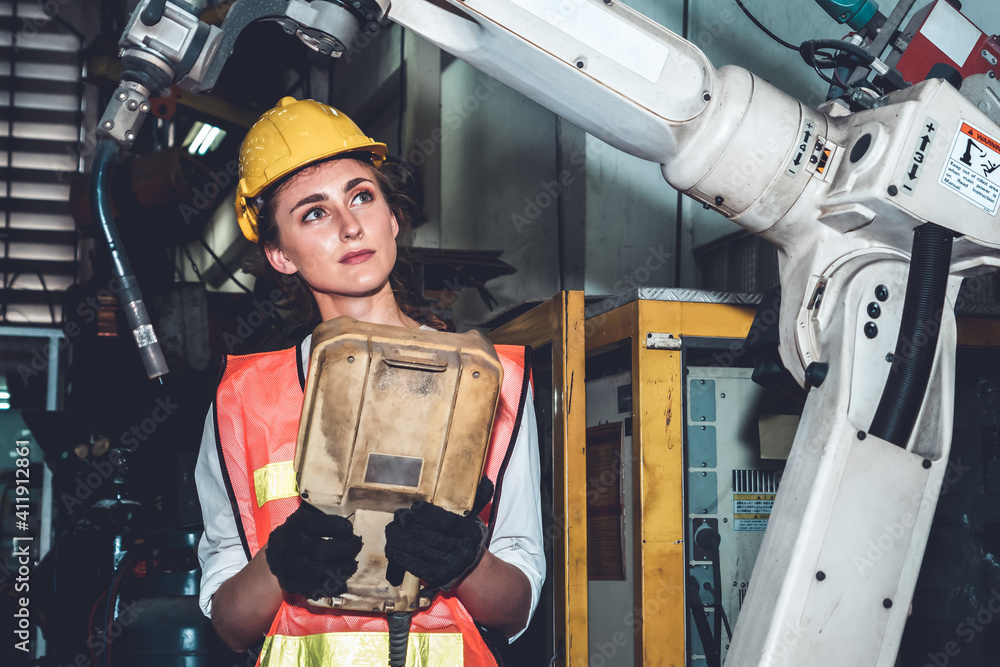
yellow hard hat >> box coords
[235,96,388,243]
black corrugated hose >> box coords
[387,611,412,666]
[89,138,169,379]
[869,223,954,446]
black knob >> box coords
[805,362,829,388]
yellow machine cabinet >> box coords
[493,288,1000,667]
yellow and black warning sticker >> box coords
[816,146,832,175]
[734,493,775,532]
[939,121,1000,214]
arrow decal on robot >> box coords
[901,116,938,197]
[786,119,817,177]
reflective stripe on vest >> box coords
[259,631,463,667]
[215,342,529,667]
[255,461,299,507]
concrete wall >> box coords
[440,59,563,326]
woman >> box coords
[194,97,544,666]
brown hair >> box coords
[243,156,446,332]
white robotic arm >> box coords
[95,0,1000,663]
[379,7,1000,664]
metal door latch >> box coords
[645,333,682,350]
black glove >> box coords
[265,502,363,599]
[384,478,494,590]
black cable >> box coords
[704,581,733,640]
[687,575,721,667]
[168,246,186,282]
[733,0,799,51]
[812,62,840,87]
[180,243,205,283]
[397,27,406,156]
[720,600,733,640]
[35,271,57,324]
[711,549,722,656]
[197,236,253,294]
[1,272,54,323]
[387,611,412,667]
[50,13,85,41]
[834,67,851,88]
[800,39,885,97]
[807,38,876,64]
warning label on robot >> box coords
[939,122,1000,215]
[733,493,775,532]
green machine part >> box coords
[814,0,880,31]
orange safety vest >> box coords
[214,341,531,667]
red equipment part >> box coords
[892,0,999,85]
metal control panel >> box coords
[686,366,788,666]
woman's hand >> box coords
[383,479,532,637]
[210,503,363,653]
[265,503,363,599]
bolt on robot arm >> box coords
[97,0,1000,662]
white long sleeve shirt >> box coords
[195,336,545,640]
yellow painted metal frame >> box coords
[488,291,997,667]
[490,291,588,667]
[586,299,756,667]
[957,316,1000,347]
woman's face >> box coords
[264,158,399,303]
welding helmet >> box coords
[235,96,388,243]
